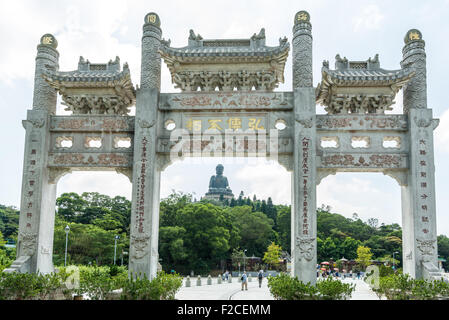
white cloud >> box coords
[234,160,291,204]
[352,4,385,32]
[385,90,404,114]
[57,171,132,199]
[317,173,402,225]
[160,173,188,198]
[0,0,134,84]
[435,109,449,154]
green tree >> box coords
[0,205,19,239]
[438,235,449,270]
[159,191,193,227]
[276,205,291,254]
[175,203,230,273]
[339,237,362,260]
[263,242,282,270]
[159,226,188,271]
[261,200,267,215]
[0,231,6,247]
[53,218,127,266]
[56,192,87,222]
[231,248,245,270]
[356,246,373,270]
[0,231,12,272]
[92,213,124,232]
[227,206,275,257]
[266,197,277,225]
[320,237,338,261]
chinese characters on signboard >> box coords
[419,139,430,235]
[26,145,38,230]
[185,117,265,132]
[135,137,148,233]
[302,137,310,236]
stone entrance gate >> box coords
[8,11,441,284]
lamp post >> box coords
[122,251,128,266]
[243,249,247,272]
[64,225,70,267]
[392,251,399,270]
[114,235,120,265]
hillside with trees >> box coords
[1,193,449,274]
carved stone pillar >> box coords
[401,29,427,113]
[401,30,439,278]
[11,35,59,274]
[140,13,162,91]
[128,13,162,279]
[33,34,59,114]
[292,11,313,88]
[291,11,317,285]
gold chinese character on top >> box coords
[145,12,160,26]
[147,14,157,24]
[227,117,242,130]
[248,118,265,131]
[296,11,310,23]
[186,118,202,132]
[405,29,422,44]
[207,119,223,131]
[409,32,420,41]
[42,36,53,45]
[40,34,57,48]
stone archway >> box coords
[9,11,441,284]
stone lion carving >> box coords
[131,234,151,260]
[296,116,314,128]
[296,237,316,262]
[416,239,436,262]
[413,116,431,128]
[19,232,37,256]
[138,119,156,128]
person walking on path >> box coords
[241,272,248,290]
[258,270,264,288]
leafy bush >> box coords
[0,250,12,272]
[120,271,183,300]
[0,267,182,300]
[0,272,67,300]
[38,273,66,299]
[267,273,318,300]
[78,267,117,300]
[71,265,127,299]
[267,273,354,300]
[372,273,449,300]
[378,264,395,277]
[316,277,355,300]
[0,273,41,300]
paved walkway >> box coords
[175,277,273,300]
[341,278,380,300]
[175,277,380,300]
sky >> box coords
[0,0,449,235]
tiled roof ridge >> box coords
[159,42,289,58]
[44,67,131,82]
[322,64,415,82]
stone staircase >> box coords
[2,255,31,273]
[422,261,449,282]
